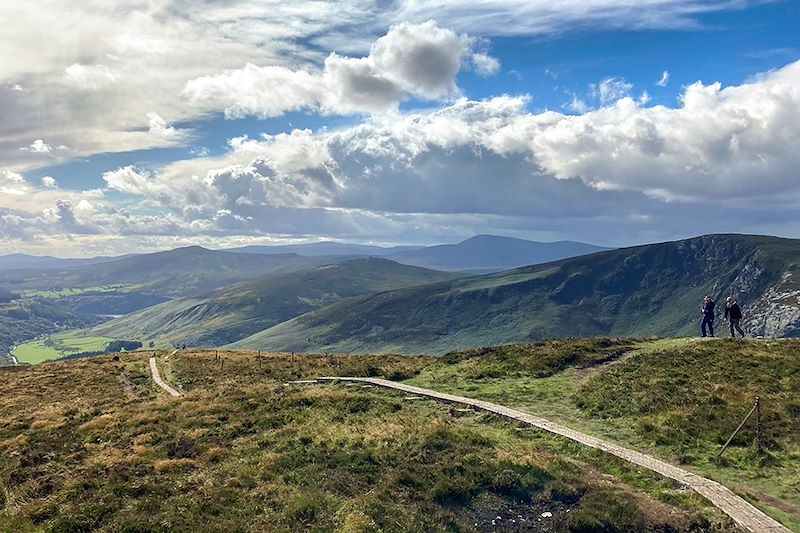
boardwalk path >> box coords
[318,376,790,533]
[148,356,181,397]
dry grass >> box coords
[0,349,736,532]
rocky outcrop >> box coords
[746,270,800,337]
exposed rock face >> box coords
[746,271,800,337]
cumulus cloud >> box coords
[183,22,486,117]
[2,17,800,255]
[41,176,57,189]
[182,65,321,119]
[78,59,800,248]
[0,0,765,175]
[0,170,27,195]
[64,64,119,90]
[471,52,501,76]
[21,139,53,154]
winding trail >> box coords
[318,376,790,533]
[148,356,181,397]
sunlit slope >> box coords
[232,234,800,354]
[84,258,461,347]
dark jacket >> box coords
[724,302,742,320]
[702,300,716,316]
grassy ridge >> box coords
[0,350,732,531]
[406,338,800,530]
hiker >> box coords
[700,296,716,337]
[724,297,745,338]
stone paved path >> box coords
[318,376,790,533]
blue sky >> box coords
[1,0,799,255]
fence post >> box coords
[755,396,762,454]
[717,398,759,459]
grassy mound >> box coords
[575,339,800,454]
[0,350,731,532]
[406,338,800,530]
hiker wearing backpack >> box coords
[724,297,745,338]
[700,296,716,337]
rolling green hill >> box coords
[78,258,462,348]
[0,246,324,299]
[231,234,800,354]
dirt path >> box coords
[148,356,181,397]
[318,376,790,533]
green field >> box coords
[22,285,130,298]
[12,334,114,364]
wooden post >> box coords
[755,396,762,454]
[717,398,759,459]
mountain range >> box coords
[4,233,799,363]
[230,234,800,354]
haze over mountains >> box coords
[223,236,609,273]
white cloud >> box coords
[182,65,321,119]
[102,166,161,196]
[0,170,27,195]
[41,176,58,189]
[565,94,590,114]
[592,76,633,104]
[657,69,670,87]
[81,60,800,244]
[64,64,119,90]
[471,52,501,76]
[0,0,765,174]
[183,21,483,117]
[21,139,53,154]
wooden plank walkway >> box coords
[148,357,181,398]
[318,376,790,533]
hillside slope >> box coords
[0,246,324,299]
[0,347,733,531]
[232,234,800,354]
[386,235,610,273]
[85,258,461,347]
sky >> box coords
[1,0,799,257]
